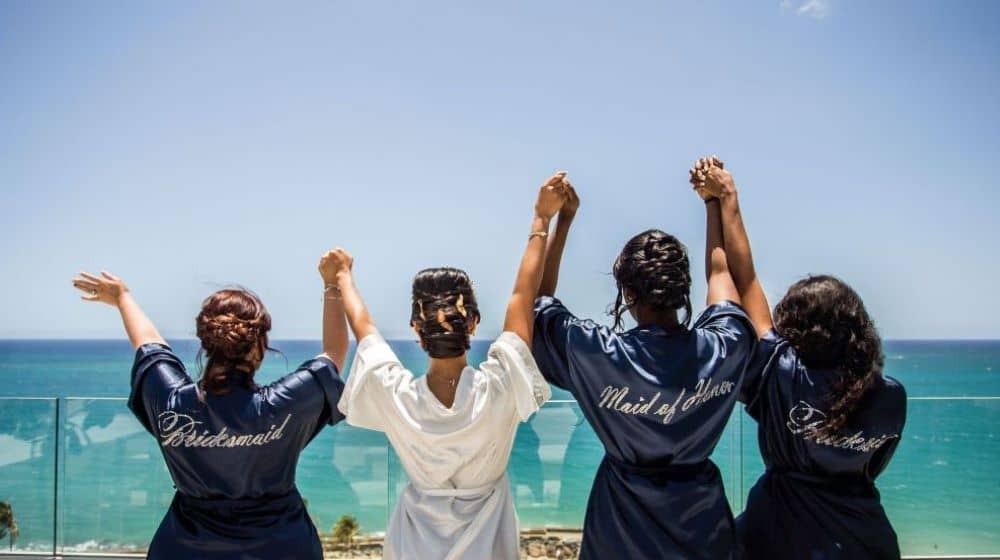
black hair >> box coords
[774,275,884,435]
[410,267,481,359]
[610,229,693,331]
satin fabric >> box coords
[532,297,755,560]
[337,331,551,560]
[129,343,345,560]
[737,330,907,560]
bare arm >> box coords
[538,182,579,297]
[704,199,741,306]
[504,172,567,344]
[72,271,166,349]
[700,161,774,335]
[318,251,350,370]
[323,249,378,343]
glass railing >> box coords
[0,396,997,557]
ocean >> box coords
[0,339,997,556]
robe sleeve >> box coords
[532,296,615,392]
[128,343,193,435]
[266,357,346,440]
[481,332,552,421]
[692,299,755,362]
[337,331,409,432]
[740,329,786,407]
[865,377,908,480]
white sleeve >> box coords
[337,332,408,432]
[481,331,552,421]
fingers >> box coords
[72,280,98,293]
[80,293,100,302]
[543,171,568,188]
[79,271,103,283]
[100,270,120,282]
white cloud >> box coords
[781,0,830,20]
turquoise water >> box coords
[0,339,998,555]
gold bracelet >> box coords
[528,231,549,240]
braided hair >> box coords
[410,268,481,359]
[774,275,884,436]
[610,229,693,331]
[195,288,274,395]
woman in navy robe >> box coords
[531,180,756,559]
[71,252,350,560]
[691,156,906,559]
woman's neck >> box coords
[427,354,469,379]
[426,354,468,409]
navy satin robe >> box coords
[737,330,907,560]
[128,344,345,560]
[533,297,755,560]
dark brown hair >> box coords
[410,268,480,359]
[195,288,273,395]
[774,275,884,436]
[610,229,693,331]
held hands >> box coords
[535,171,572,220]
[560,177,580,220]
[72,271,130,307]
[689,155,736,201]
[318,248,354,284]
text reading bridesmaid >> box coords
[71,254,349,560]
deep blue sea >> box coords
[0,339,997,556]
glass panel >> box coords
[297,424,390,539]
[60,398,170,554]
[513,400,599,531]
[0,397,57,554]
[881,398,1000,555]
[1,394,995,558]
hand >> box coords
[689,155,734,200]
[535,171,568,220]
[319,248,353,283]
[560,177,580,219]
[72,271,130,307]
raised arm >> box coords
[325,248,379,343]
[704,198,741,306]
[72,271,166,349]
[504,172,567,344]
[698,158,773,335]
[691,157,740,307]
[318,250,350,370]
[538,181,579,298]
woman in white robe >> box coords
[329,172,570,560]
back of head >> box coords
[611,229,693,331]
[410,268,480,359]
[195,288,273,396]
[774,275,884,434]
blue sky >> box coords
[1,0,998,339]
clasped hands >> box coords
[689,155,736,201]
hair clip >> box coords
[437,308,454,332]
[455,294,467,318]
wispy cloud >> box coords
[781,0,830,20]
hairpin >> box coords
[437,308,454,332]
[455,294,467,318]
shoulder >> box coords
[874,375,908,412]
[693,300,754,334]
[534,296,615,341]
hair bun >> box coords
[195,288,273,395]
[611,229,693,331]
[410,268,480,359]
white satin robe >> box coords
[337,332,551,560]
